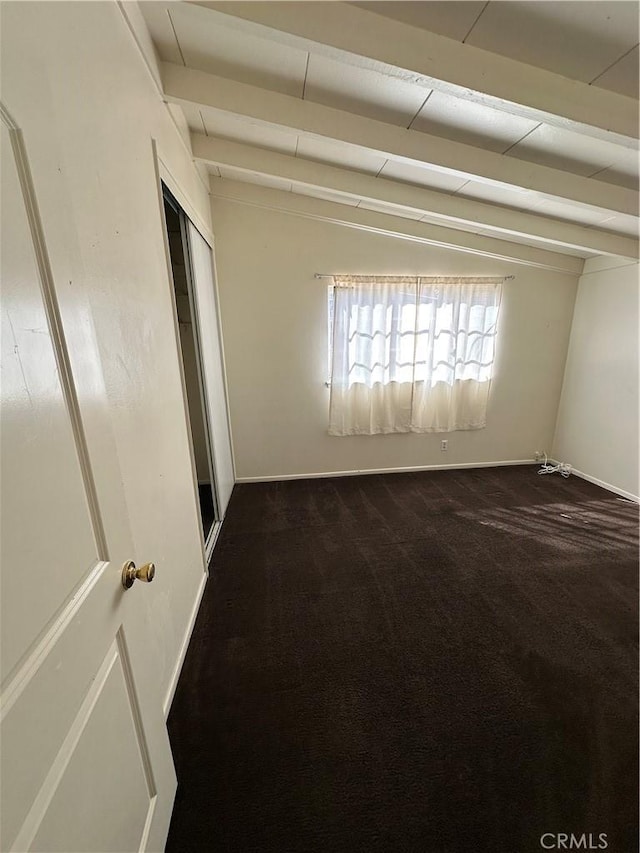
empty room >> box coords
[1,2,638,852]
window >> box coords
[328,275,502,435]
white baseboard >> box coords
[570,468,639,503]
[236,458,536,483]
[532,458,638,502]
[163,570,208,720]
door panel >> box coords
[186,222,235,515]
[0,122,101,683]
[2,567,123,849]
[30,637,154,853]
[1,112,176,851]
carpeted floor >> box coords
[166,465,638,853]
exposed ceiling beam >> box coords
[163,62,637,218]
[192,133,639,258]
[191,1,639,145]
[209,178,586,276]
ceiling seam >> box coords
[199,110,208,137]
[166,10,186,67]
[462,1,490,44]
[407,91,433,130]
[452,180,471,197]
[501,123,543,155]
[587,165,615,178]
[589,42,639,85]
[301,53,310,100]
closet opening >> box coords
[162,186,219,546]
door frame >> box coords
[149,149,236,495]
[150,144,214,718]
[151,140,237,717]
[151,143,221,562]
[163,184,222,550]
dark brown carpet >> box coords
[166,465,638,853]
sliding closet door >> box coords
[186,223,234,516]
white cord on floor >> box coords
[538,453,571,478]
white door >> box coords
[186,221,235,516]
[1,110,176,851]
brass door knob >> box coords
[121,560,156,590]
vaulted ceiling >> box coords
[140,1,639,266]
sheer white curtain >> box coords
[328,276,502,435]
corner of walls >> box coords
[116,0,163,91]
[549,280,581,458]
[580,254,639,277]
[552,255,639,500]
[117,1,213,224]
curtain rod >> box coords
[314,273,516,280]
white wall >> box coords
[211,196,579,480]
[553,257,639,500]
[1,1,213,705]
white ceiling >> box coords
[140,0,639,262]
[352,1,640,97]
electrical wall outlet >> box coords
[534,451,542,462]
[441,439,448,451]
